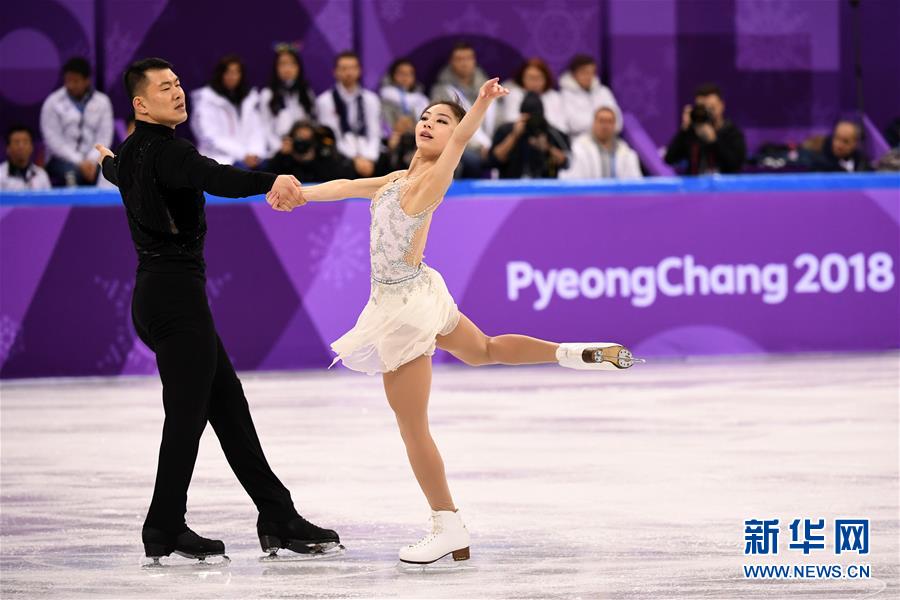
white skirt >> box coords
[330,265,461,375]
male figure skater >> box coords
[96,57,340,562]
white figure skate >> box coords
[398,510,470,566]
[556,343,644,370]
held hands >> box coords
[478,78,510,102]
[266,174,306,212]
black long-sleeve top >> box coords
[664,120,747,175]
[102,120,276,273]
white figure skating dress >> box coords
[330,173,460,374]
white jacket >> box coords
[498,82,567,133]
[430,66,497,149]
[39,87,113,164]
[0,161,52,190]
[558,72,622,137]
[258,87,316,157]
[316,84,383,162]
[560,133,643,180]
[190,86,266,165]
[379,83,430,127]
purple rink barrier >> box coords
[1,174,898,379]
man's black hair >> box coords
[124,57,174,100]
[62,57,91,78]
[5,124,33,145]
[695,82,722,98]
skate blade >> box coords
[142,554,231,570]
[584,346,645,369]
[397,556,475,573]
[398,547,473,573]
[260,542,346,562]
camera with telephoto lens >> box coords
[690,104,712,126]
[292,126,340,159]
[313,126,338,159]
[292,137,315,155]
[525,113,549,137]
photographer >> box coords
[665,83,746,174]
[268,121,357,183]
[489,92,569,179]
[375,115,418,175]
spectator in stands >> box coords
[40,57,113,186]
[380,58,429,131]
[489,91,568,179]
[430,41,497,178]
[876,116,900,171]
[559,54,621,138]
[560,107,642,180]
[664,82,746,174]
[259,44,317,157]
[375,115,418,175]
[190,54,266,167]
[807,120,870,172]
[0,125,51,191]
[500,58,566,133]
[269,120,357,182]
[316,51,382,178]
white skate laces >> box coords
[398,509,471,565]
[556,342,645,370]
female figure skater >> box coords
[268,78,641,566]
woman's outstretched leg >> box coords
[436,314,558,366]
[382,355,455,512]
[436,313,641,369]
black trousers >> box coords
[132,269,297,533]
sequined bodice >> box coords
[370,175,436,284]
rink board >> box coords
[1,174,898,378]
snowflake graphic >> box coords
[613,62,660,120]
[93,276,150,371]
[515,1,597,67]
[307,218,367,290]
[92,273,234,371]
[736,0,808,35]
[314,0,353,53]
[379,0,405,23]
[122,339,156,373]
[736,0,810,70]
[104,22,142,90]
[442,5,500,36]
[0,315,23,365]
[205,272,233,301]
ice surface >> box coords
[2,354,898,598]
